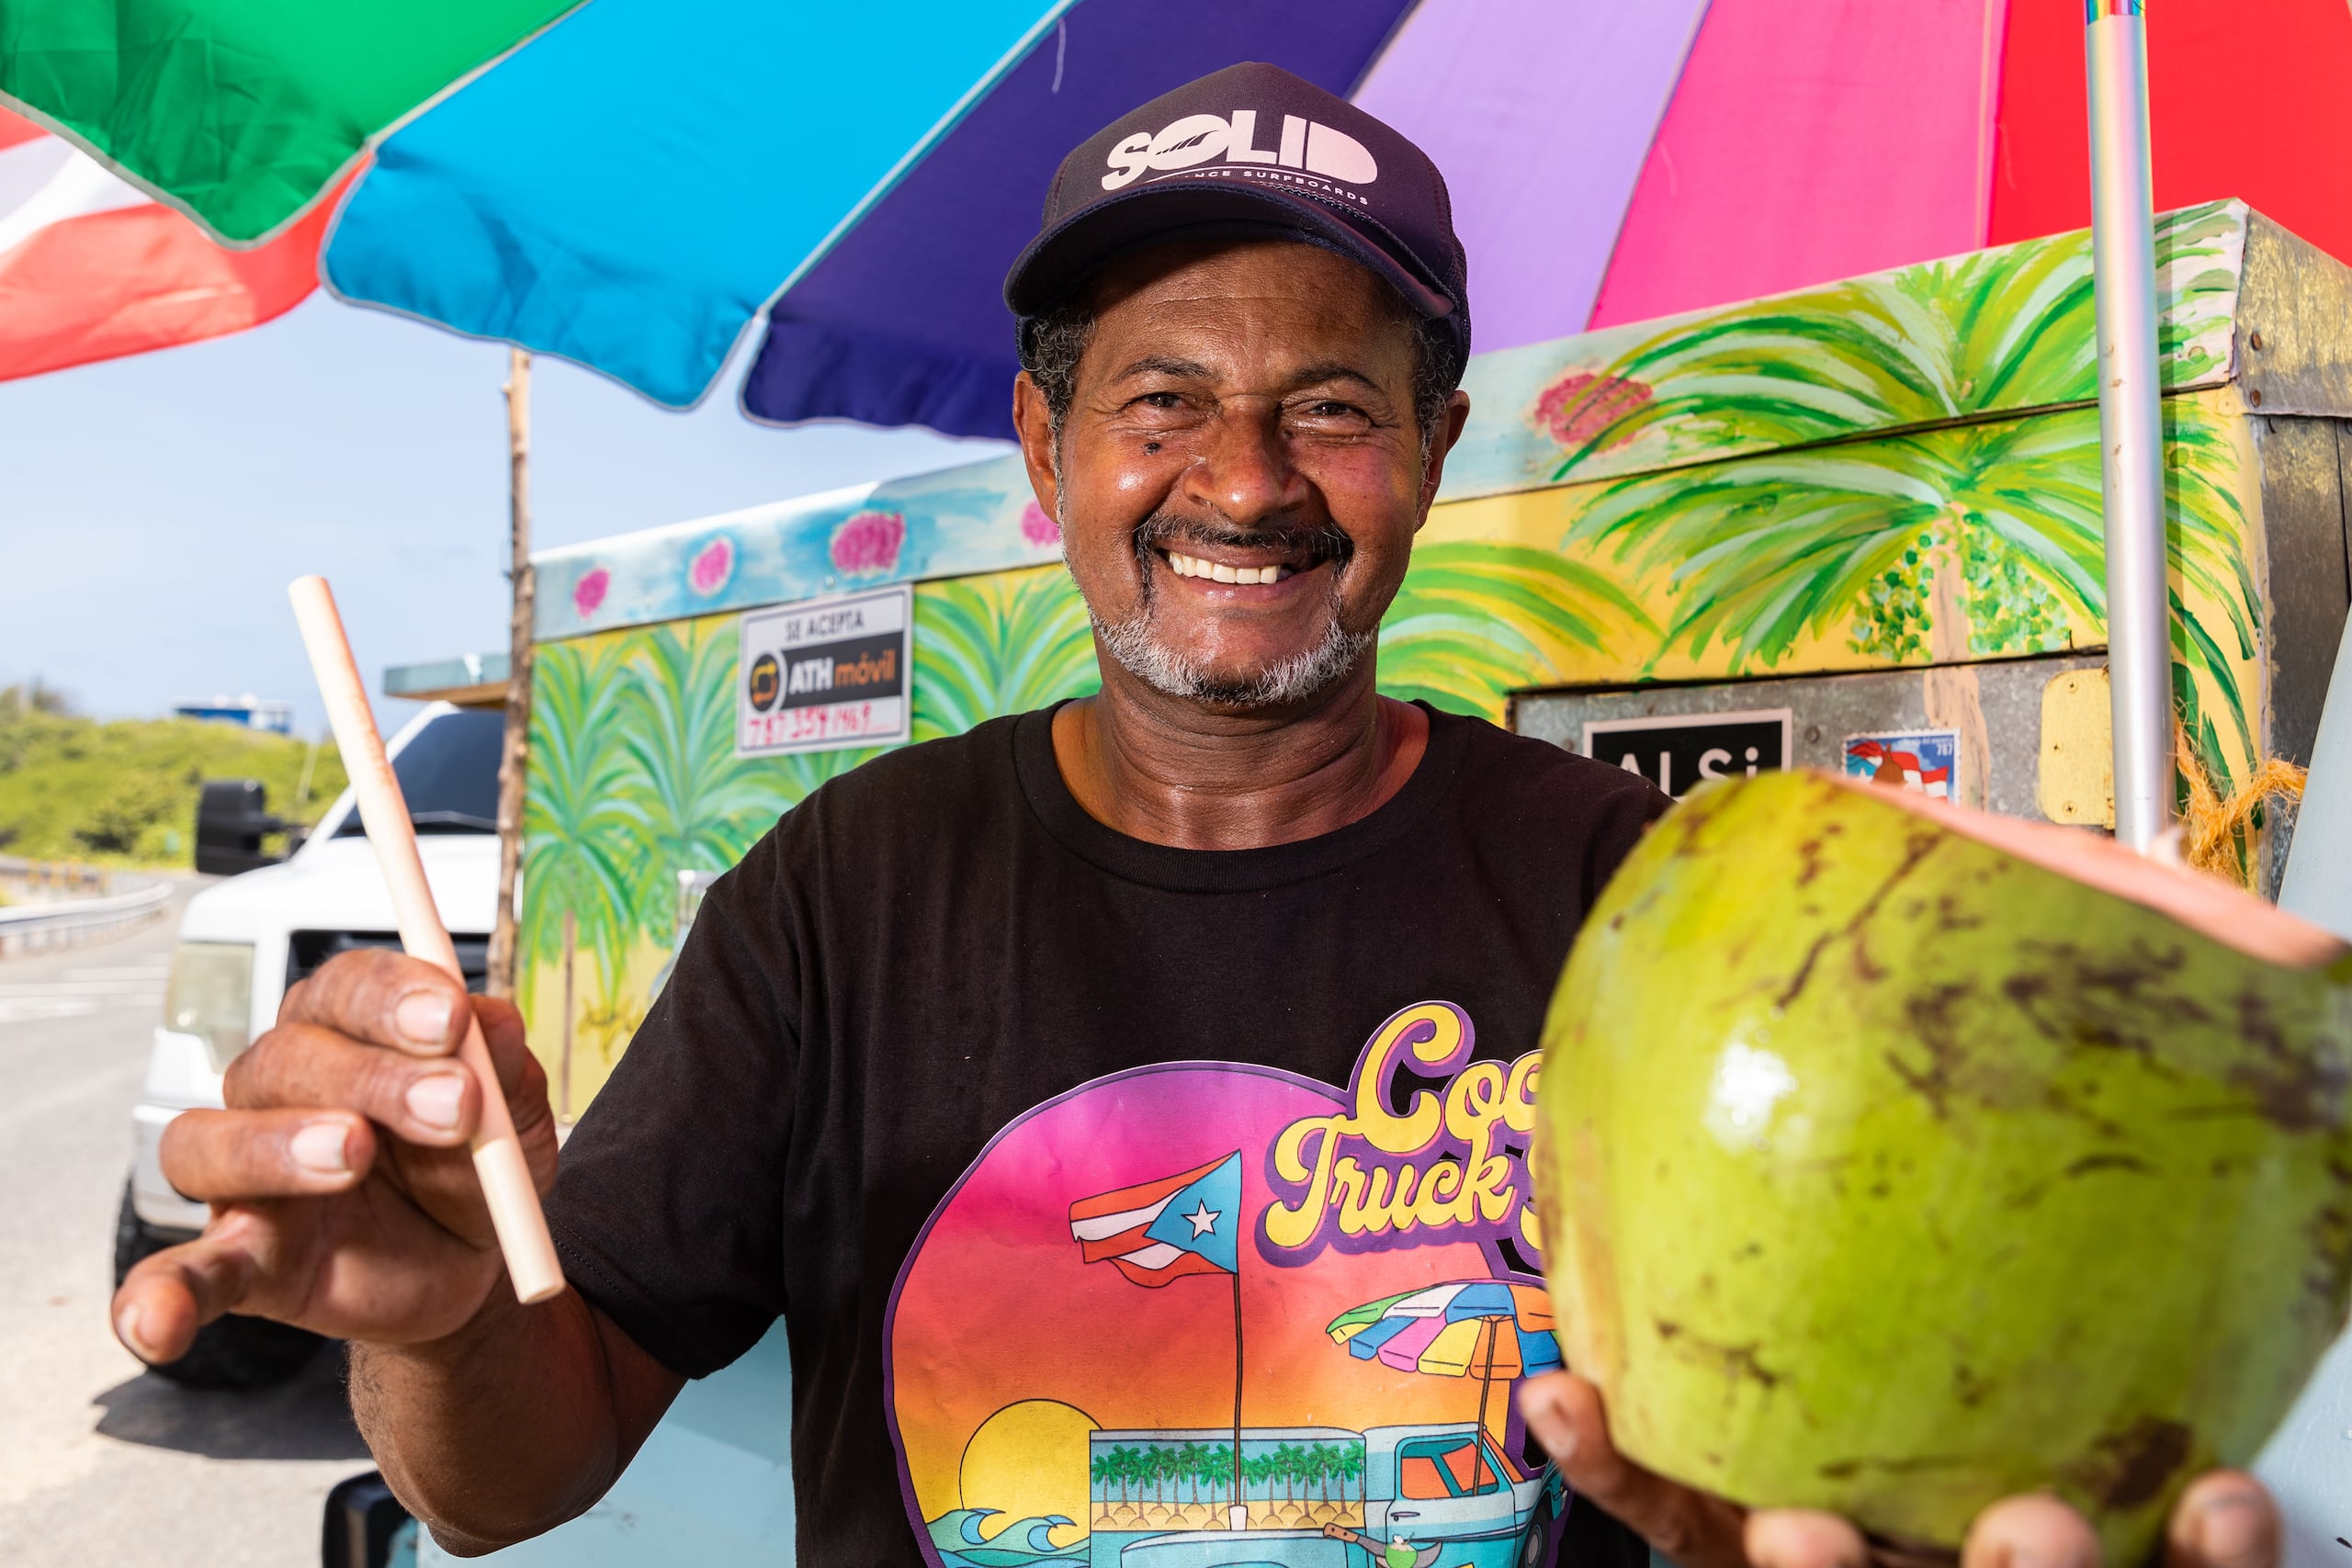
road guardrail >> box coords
[0,881,174,955]
[0,854,108,896]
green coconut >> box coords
[1535,769,2352,1561]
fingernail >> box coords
[290,1120,351,1173]
[2193,1488,2268,1565]
[116,1302,152,1359]
[1749,1511,1869,1568]
[395,989,454,1044]
[1998,1530,2088,1568]
[404,1073,467,1131]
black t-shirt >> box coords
[548,702,1668,1567]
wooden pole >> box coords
[488,347,535,998]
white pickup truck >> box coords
[116,702,507,1388]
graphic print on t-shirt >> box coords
[884,1002,1566,1568]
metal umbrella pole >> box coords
[2086,0,2175,853]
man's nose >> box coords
[1180,399,1309,526]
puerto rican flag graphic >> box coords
[0,106,331,382]
[1069,1153,1243,1288]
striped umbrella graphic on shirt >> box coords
[1070,1152,1249,1526]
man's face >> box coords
[1016,239,1464,712]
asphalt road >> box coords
[0,881,369,1568]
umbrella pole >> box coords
[2085,0,2174,853]
[488,347,536,996]
[1472,1322,1497,1492]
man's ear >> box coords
[1013,371,1061,523]
[1415,389,1473,525]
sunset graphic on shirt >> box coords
[884,1003,1566,1568]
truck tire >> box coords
[1519,1495,1559,1568]
[111,1179,323,1390]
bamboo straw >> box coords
[288,576,565,1305]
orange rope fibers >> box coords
[2175,728,2307,887]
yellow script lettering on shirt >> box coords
[1261,1001,1543,1260]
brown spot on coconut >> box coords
[1536,770,2352,1562]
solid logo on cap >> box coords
[1101,108,1378,192]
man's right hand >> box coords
[111,948,561,1364]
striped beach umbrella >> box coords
[1328,1280,1562,1380]
[1328,1278,1560,1488]
[2,0,2348,415]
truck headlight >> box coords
[165,942,254,1073]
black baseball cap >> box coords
[1004,62,1470,369]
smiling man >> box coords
[113,63,2278,1568]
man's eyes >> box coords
[1295,399,1374,427]
[1115,391,1374,423]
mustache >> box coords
[1129,511,1355,570]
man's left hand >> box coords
[1518,1371,2279,1568]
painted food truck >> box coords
[380,200,2352,1566]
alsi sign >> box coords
[1582,709,1792,798]
[737,584,911,757]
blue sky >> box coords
[0,296,1008,732]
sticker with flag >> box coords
[1845,729,1960,799]
[1068,1153,1242,1288]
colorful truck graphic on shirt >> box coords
[924,1423,1557,1568]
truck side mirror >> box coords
[194,778,294,876]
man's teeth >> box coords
[1166,551,1295,584]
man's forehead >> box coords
[1080,237,1416,377]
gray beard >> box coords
[1091,606,1376,710]
[1058,490,1374,710]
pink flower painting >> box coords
[1534,371,1654,454]
[571,568,610,619]
[830,510,906,578]
[688,536,736,596]
[1019,502,1061,549]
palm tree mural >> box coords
[519,637,647,1033]
[910,565,1101,739]
[1567,395,2258,795]
[1535,200,2259,801]
[519,571,1108,1085]
[1377,541,1656,721]
[613,622,799,952]
[1542,202,2242,482]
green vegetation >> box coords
[0,682,347,867]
